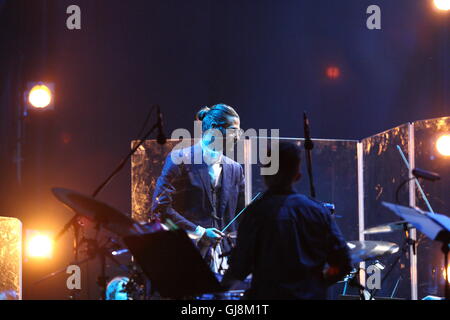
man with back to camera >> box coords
[222,141,353,299]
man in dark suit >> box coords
[151,104,245,273]
[222,142,353,299]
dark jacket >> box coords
[224,189,353,300]
[151,144,245,235]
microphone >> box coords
[303,111,316,198]
[156,106,167,145]
[303,112,314,151]
[412,168,440,182]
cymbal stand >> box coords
[346,267,369,300]
[81,236,131,300]
[368,225,415,300]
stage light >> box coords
[444,265,450,284]
[28,84,53,109]
[25,82,55,111]
[326,66,341,80]
[26,231,54,259]
[434,0,450,11]
[436,134,450,156]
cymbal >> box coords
[52,188,141,237]
[347,241,399,264]
[363,221,412,235]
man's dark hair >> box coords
[195,104,239,132]
[264,141,302,188]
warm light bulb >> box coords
[434,0,450,11]
[26,233,53,259]
[436,135,450,156]
[28,84,52,109]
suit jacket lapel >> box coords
[197,164,213,208]
[192,144,213,208]
[219,161,232,217]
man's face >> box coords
[224,116,241,142]
[204,116,242,154]
[222,116,242,154]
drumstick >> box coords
[221,192,262,234]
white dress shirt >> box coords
[194,141,229,274]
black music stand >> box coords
[124,229,224,299]
[382,202,450,300]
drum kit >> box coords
[40,187,411,300]
[37,188,161,300]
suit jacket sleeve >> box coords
[151,153,198,232]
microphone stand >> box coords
[91,120,161,300]
[92,122,159,199]
[303,112,316,198]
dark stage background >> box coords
[0,0,448,299]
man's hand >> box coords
[323,265,352,286]
[203,228,225,244]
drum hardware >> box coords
[104,244,149,300]
[366,226,414,300]
[341,268,374,300]
[121,266,149,300]
[360,218,418,299]
[34,235,134,295]
[47,188,160,299]
[382,202,449,300]
[374,148,438,300]
[104,260,149,300]
[341,240,400,300]
[346,241,399,265]
[360,215,416,300]
[48,107,164,299]
[52,188,146,238]
[363,221,412,235]
[106,276,130,300]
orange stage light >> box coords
[28,84,53,109]
[26,231,54,259]
[436,134,450,156]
